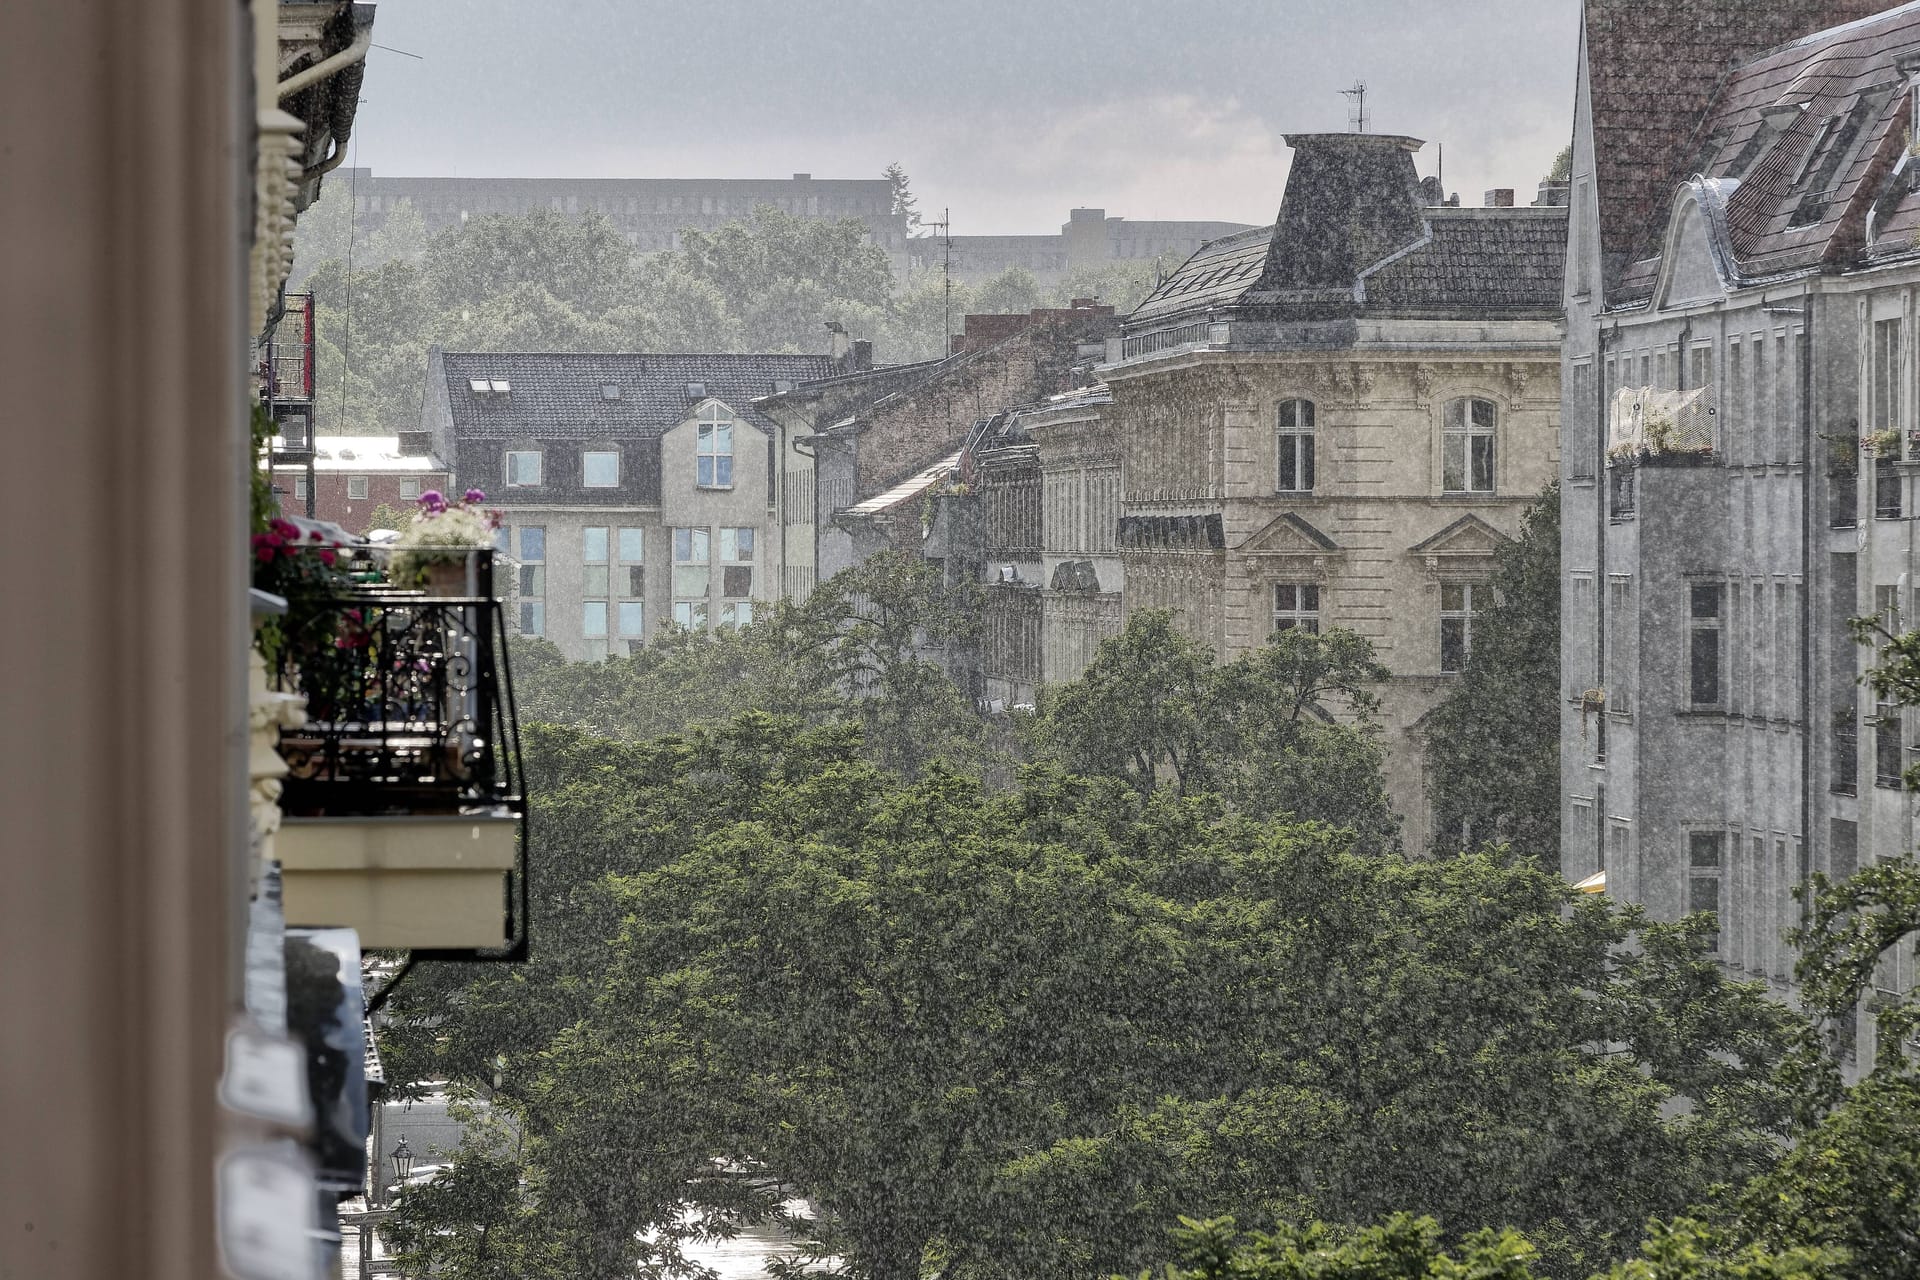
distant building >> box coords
[754,304,1119,625]
[928,207,1259,284]
[420,347,845,661]
[265,434,451,532]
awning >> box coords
[1572,870,1607,894]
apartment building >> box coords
[1563,0,1920,1044]
[1096,131,1567,852]
[422,348,838,660]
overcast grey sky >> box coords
[350,0,1580,234]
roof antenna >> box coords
[1342,81,1369,134]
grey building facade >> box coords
[1563,0,1920,1035]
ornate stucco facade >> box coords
[1099,132,1566,852]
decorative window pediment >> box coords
[1409,513,1510,581]
[1237,512,1340,579]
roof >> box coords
[1583,0,1902,298]
[436,351,838,440]
[1128,134,1565,329]
[1614,0,1920,295]
[843,453,960,518]
[295,435,447,472]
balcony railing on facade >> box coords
[267,546,528,959]
[1118,320,1224,361]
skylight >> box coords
[602,382,621,400]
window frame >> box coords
[582,449,621,489]
[696,405,735,489]
[1688,581,1723,707]
[398,478,421,501]
[1439,582,1483,674]
[1442,397,1498,494]
[1276,399,1317,494]
[505,449,544,488]
[582,600,608,639]
[617,600,645,637]
[1271,582,1321,634]
[346,475,369,501]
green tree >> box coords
[1546,144,1574,185]
[1423,484,1562,862]
[1037,611,1397,845]
[972,265,1044,316]
[884,161,921,234]
[1129,1213,1841,1280]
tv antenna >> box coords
[1342,81,1369,133]
[922,207,955,354]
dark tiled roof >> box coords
[1127,134,1564,331]
[1128,226,1272,323]
[1585,0,1900,299]
[1616,1,1920,295]
[437,351,836,440]
[1364,209,1569,313]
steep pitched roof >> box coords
[1584,0,1901,297]
[1615,1,1920,296]
[1127,135,1566,330]
[436,351,836,439]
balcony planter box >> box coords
[277,812,518,950]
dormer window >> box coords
[583,449,620,488]
[697,404,734,488]
[506,449,543,487]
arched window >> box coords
[697,403,734,488]
[1277,398,1316,493]
[1443,397,1497,493]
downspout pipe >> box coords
[1799,290,1815,917]
[276,22,373,102]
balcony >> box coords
[268,547,527,959]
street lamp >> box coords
[389,1136,415,1191]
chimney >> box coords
[825,320,850,362]
[1484,188,1516,208]
[1534,181,1570,207]
[852,339,874,372]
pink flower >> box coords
[463,488,486,503]
[318,549,337,567]
[417,490,447,511]
[255,546,275,564]
[270,519,298,539]
[309,530,325,541]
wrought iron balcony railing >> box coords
[269,565,524,822]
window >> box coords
[722,565,754,597]
[583,526,609,596]
[1873,318,1902,434]
[1877,455,1902,520]
[697,405,734,488]
[1688,831,1724,952]
[1689,582,1722,706]
[582,601,608,638]
[519,601,545,636]
[398,478,421,500]
[583,450,620,488]
[1832,704,1859,795]
[1607,576,1633,711]
[721,601,754,629]
[617,527,645,562]
[506,450,543,487]
[347,475,369,501]
[674,526,710,562]
[292,475,309,501]
[1877,695,1904,788]
[618,601,645,636]
[1277,399,1316,492]
[673,600,708,629]
[518,526,546,600]
[1443,397,1496,493]
[673,526,710,599]
[1439,583,1482,674]
[720,527,755,562]
[1272,584,1321,634]
[493,525,511,555]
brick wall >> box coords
[271,469,451,533]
